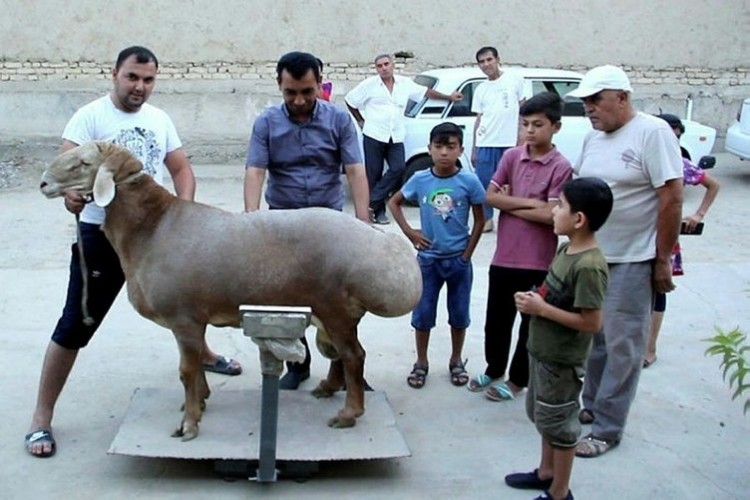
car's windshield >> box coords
[405,75,437,117]
[531,79,586,116]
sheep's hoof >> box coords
[171,422,199,441]
[327,413,357,429]
[311,381,338,399]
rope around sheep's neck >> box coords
[75,211,95,326]
[74,169,146,327]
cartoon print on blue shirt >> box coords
[428,188,455,220]
[113,127,161,176]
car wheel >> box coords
[400,156,433,206]
[402,156,433,185]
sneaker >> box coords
[368,207,377,224]
[504,469,553,490]
[483,219,494,232]
[279,370,310,390]
[373,211,390,225]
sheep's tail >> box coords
[75,214,96,327]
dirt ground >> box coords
[0,152,749,499]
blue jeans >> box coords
[474,147,509,221]
[411,255,473,330]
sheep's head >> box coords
[40,142,143,207]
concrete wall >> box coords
[1,0,749,162]
[2,0,748,67]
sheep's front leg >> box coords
[170,324,210,441]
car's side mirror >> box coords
[698,155,716,169]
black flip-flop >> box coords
[25,429,56,458]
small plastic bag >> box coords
[251,338,306,363]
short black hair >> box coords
[276,51,321,83]
[562,177,613,232]
[115,46,158,70]
[430,122,463,146]
[520,91,563,123]
[475,46,498,61]
[656,113,685,134]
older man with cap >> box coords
[566,65,683,458]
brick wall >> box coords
[2,57,748,162]
[2,59,749,88]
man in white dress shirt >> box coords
[346,54,462,224]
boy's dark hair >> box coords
[276,51,321,83]
[116,46,158,70]
[430,122,463,146]
[562,177,613,232]
[520,91,563,123]
[475,46,498,61]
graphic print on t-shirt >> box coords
[620,148,644,173]
[426,188,457,221]
[113,127,161,176]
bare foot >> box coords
[506,380,525,396]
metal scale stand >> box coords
[239,304,312,483]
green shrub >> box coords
[703,326,750,415]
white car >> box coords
[397,66,716,181]
[725,97,750,160]
[400,67,589,180]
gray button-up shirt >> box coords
[246,100,362,210]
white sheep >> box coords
[39,142,422,440]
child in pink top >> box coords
[644,114,720,368]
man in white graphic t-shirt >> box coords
[471,46,526,232]
[25,46,242,459]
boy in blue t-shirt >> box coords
[389,122,486,389]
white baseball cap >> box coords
[567,65,633,98]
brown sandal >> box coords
[449,359,469,386]
[407,363,429,389]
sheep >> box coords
[39,142,422,440]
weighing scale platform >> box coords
[109,388,410,463]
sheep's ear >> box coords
[93,165,116,207]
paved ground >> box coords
[1,153,749,499]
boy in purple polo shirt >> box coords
[467,92,573,401]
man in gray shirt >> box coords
[244,51,370,389]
